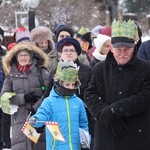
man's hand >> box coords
[110,119,128,137]
[99,105,116,128]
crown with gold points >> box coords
[112,19,137,40]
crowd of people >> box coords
[0,18,150,150]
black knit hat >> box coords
[54,23,74,41]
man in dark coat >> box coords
[84,19,150,150]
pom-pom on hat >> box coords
[111,19,137,48]
[14,27,30,44]
[57,37,82,56]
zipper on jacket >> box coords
[65,96,73,150]
[51,138,55,150]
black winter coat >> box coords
[137,39,150,60]
[84,51,150,150]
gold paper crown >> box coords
[111,19,137,40]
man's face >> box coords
[60,45,78,61]
[111,45,134,65]
[57,31,71,42]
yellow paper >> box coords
[46,122,65,141]
[22,122,41,143]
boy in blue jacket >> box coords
[29,60,90,150]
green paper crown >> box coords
[112,19,137,40]
[78,26,90,35]
[55,60,79,82]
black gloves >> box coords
[27,107,36,115]
[35,125,45,133]
[24,92,39,104]
[110,119,128,137]
[99,105,116,128]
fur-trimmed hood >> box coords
[2,42,50,76]
[31,26,55,51]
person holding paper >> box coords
[29,60,90,150]
[0,42,50,150]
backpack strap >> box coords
[36,66,46,93]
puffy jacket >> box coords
[33,87,89,150]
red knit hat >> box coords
[100,26,112,37]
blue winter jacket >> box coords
[33,87,89,150]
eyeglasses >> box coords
[62,49,76,53]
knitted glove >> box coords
[24,92,39,103]
[0,92,16,114]
[110,119,128,137]
[99,105,116,128]
[28,117,38,125]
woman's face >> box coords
[17,50,32,66]
[37,40,49,51]
[100,40,111,55]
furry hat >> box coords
[57,37,82,56]
[31,26,55,51]
[54,23,74,41]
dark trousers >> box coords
[1,112,11,148]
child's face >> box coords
[62,81,76,89]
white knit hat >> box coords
[92,34,111,61]
[93,34,111,52]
